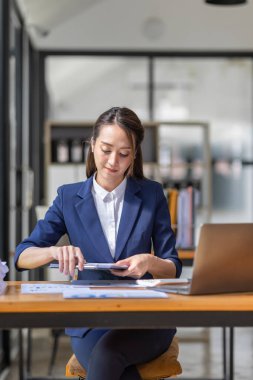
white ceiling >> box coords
[15,0,253,155]
[16,0,253,51]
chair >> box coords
[66,336,182,380]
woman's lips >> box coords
[105,167,117,173]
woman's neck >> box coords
[95,174,124,192]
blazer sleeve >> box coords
[15,186,67,271]
[152,183,182,278]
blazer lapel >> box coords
[115,178,142,261]
[75,177,112,262]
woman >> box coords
[15,106,182,380]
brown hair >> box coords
[86,107,144,179]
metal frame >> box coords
[40,49,253,57]
[0,0,10,269]
[29,51,45,209]
[0,310,252,329]
[0,0,10,373]
[9,0,24,259]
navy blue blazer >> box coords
[15,176,182,337]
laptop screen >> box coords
[190,223,253,295]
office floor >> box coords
[2,327,253,380]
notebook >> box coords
[163,223,253,295]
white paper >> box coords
[0,259,9,295]
[63,288,168,299]
[21,283,72,294]
[136,278,190,287]
[0,260,9,280]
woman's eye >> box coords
[120,153,129,158]
[101,149,111,154]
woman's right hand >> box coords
[49,245,85,277]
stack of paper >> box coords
[20,283,171,298]
[0,260,9,295]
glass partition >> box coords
[154,58,253,222]
[46,56,149,120]
[45,56,253,223]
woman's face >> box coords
[92,123,133,191]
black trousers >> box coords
[71,328,176,380]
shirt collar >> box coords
[92,175,127,201]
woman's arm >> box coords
[112,182,182,279]
[111,254,176,279]
[148,255,177,278]
[17,247,54,269]
[151,183,182,277]
[15,186,85,277]
[17,245,85,277]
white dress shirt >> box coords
[92,176,127,258]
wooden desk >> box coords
[1,281,253,329]
[1,281,253,380]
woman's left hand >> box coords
[110,254,151,278]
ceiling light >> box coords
[206,0,247,5]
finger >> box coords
[57,247,64,273]
[110,269,125,277]
[115,259,130,266]
[75,247,85,271]
[110,267,131,277]
[69,246,76,277]
[62,246,70,275]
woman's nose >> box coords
[108,152,117,166]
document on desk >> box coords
[63,288,169,299]
[21,283,169,298]
[21,283,144,294]
[21,279,190,295]
[21,283,71,294]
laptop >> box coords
[165,223,253,295]
[71,223,253,295]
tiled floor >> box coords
[2,327,253,380]
[177,327,253,379]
